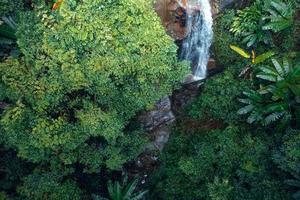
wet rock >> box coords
[207,58,216,70]
[139,96,175,132]
[207,58,223,76]
[172,81,203,113]
[154,0,202,40]
[150,126,171,151]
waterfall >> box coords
[179,0,213,81]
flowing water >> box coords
[179,0,213,81]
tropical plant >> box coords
[262,0,296,32]
[92,178,147,200]
[230,0,271,47]
[0,18,16,45]
[230,45,275,64]
[107,179,147,200]
[229,45,275,77]
[231,0,297,47]
[238,59,300,126]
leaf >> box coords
[253,51,275,64]
[259,66,277,75]
[272,59,284,76]
[238,98,252,105]
[237,105,254,115]
[282,58,290,74]
[256,74,277,82]
[293,190,300,199]
[285,179,300,187]
[131,191,148,200]
[229,45,251,58]
[123,179,138,198]
[251,50,255,63]
[247,113,260,124]
[264,111,285,125]
[0,37,13,45]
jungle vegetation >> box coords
[0,0,299,199]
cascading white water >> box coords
[179,0,213,81]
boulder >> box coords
[154,0,202,40]
[139,96,175,132]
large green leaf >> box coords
[237,104,254,115]
[229,45,251,58]
[272,59,284,76]
[256,74,277,82]
[253,51,275,64]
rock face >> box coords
[139,96,175,132]
[154,0,202,40]
[154,0,236,40]
[138,96,175,152]
[129,97,174,181]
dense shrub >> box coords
[17,170,82,200]
[212,10,247,69]
[150,125,290,200]
[0,0,187,171]
[0,0,188,198]
[188,69,251,123]
[273,129,300,199]
[0,0,22,17]
[230,0,298,49]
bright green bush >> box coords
[188,69,251,123]
[0,0,187,173]
[0,1,188,199]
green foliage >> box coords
[0,192,9,200]
[238,59,300,126]
[0,150,31,192]
[0,0,22,17]
[0,0,187,173]
[107,179,147,200]
[151,125,290,199]
[230,0,297,47]
[230,44,275,64]
[231,0,272,47]
[188,69,251,123]
[208,177,234,200]
[0,0,187,199]
[262,0,296,32]
[17,170,82,200]
[213,10,246,69]
[273,129,300,199]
